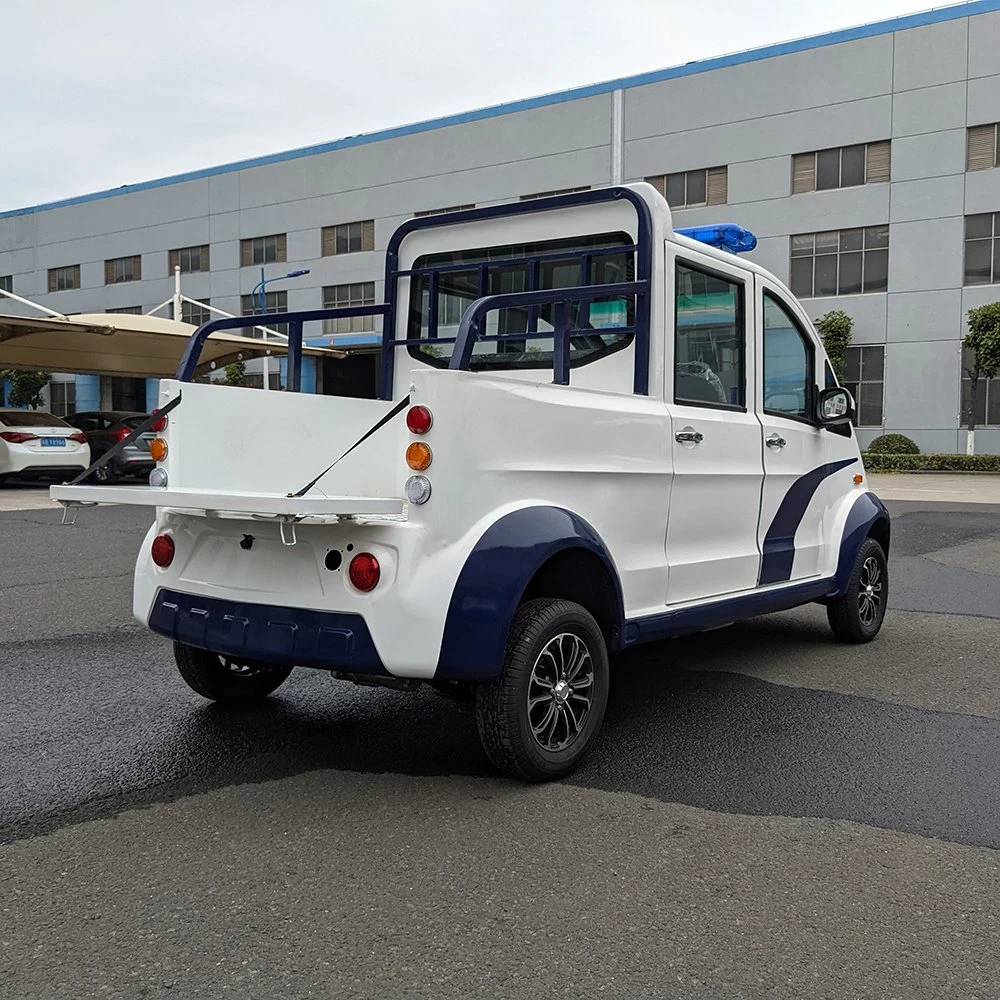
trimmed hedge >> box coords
[866,433,920,454]
[862,452,1000,472]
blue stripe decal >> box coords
[3,1,998,219]
[758,458,858,586]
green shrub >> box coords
[866,433,920,455]
[862,452,1000,472]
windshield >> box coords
[0,410,69,428]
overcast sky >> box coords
[2,0,943,212]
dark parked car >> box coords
[67,411,154,484]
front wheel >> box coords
[174,641,293,703]
[827,537,888,643]
[475,599,610,782]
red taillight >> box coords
[0,431,39,444]
[69,432,86,443]
[348,552,380,592]
[151,533,175,568]
[406,405,433,435]
[113,426,131,442]
[150,410,167,433]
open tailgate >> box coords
[50,378,407,522]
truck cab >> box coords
[52,183,889,782]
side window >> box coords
[762,292,815,420]
[674,262,745,408]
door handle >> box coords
[675,428,704,444]
[766,433,787,449]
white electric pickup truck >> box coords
[52,183,889,782]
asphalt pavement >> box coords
[2,484,1000,999]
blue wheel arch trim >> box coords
[832,490,890,594]
[435,506,626,680]
[757,457,858,585]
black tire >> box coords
[173,641,293,703]
[827,537,888,644]
[475,599,610,782]
[92,459,120,485]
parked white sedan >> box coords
[0,409,90,484]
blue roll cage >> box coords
[176,186,655,399]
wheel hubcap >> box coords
[858,556,883,628]
[527,633,594,752]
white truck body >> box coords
[52,183,889,778]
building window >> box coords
[322,282,376,336]
[240,234,287,267]
[48,265,80,292]
[182,299,212,326]
[241,290,287,337]
[962,347,1000,426]
[414,204,476,217]
[792,141,891,194]
[105,255,141,284]
[519,186,591,201]
[789,227,889,298]
[168,244,210,274]
[647,167,728,209]
[964,213,1000,285]
[48,380,76,417]
[967,124,1000,172]
[0,275,11,294]
[106,306,143,314]
[842,346,884,427]
[321,221,375,256]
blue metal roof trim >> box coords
[2,0,998,221]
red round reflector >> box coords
[348,552,380,592]
[406,405,433,435]
[150,409,167,433]
[151,533,175,568]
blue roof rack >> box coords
[675,224,757,254]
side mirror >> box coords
[817,386,854,426]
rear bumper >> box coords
[5,463,87,480]
[148,587,390,675]
[3,447,90,477]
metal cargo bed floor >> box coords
[49,484,406,520]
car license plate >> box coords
[40,437,65,447]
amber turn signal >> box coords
[406,442,432,471]
[853,474,864,485]
[150,438,168,462]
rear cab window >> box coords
[406,232,636,372]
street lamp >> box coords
[249,267,311,390]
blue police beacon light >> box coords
[675,224,758,254]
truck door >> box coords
[754,276,851,584]
[664,248,764,605]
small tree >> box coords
[963,302,1000,455]
[224,361,247,387]
[0,369,51,409]
[814,310,854,381]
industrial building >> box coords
[2,0,1000,451]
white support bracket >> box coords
[57,500,98,525]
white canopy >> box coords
[0,312,344,379]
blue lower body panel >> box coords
[148,588,389,674]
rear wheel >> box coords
[827,537,888,643]
[174,641,293,703]
[93,458,120,485]
[475,599,609,782]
